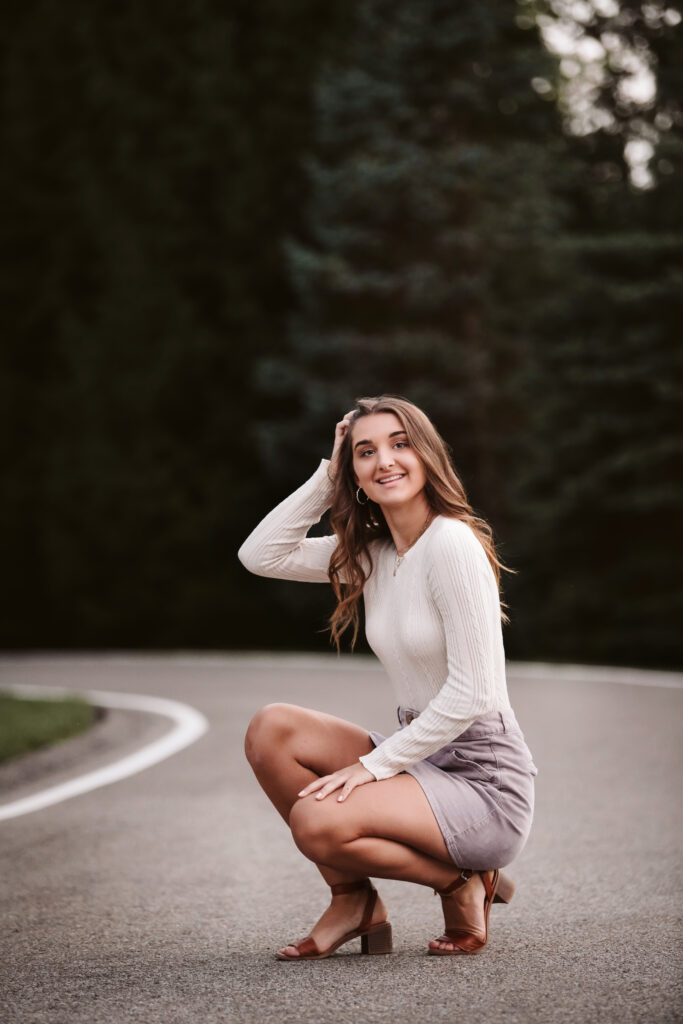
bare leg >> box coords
[245,703,393,955]
[244,703,485,954]
[244,703,374,825]
[244,702,376,882]
[289,773,489,952]
[288,770,478,889]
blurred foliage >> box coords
[257,3,569,510]
[505,0,683,666]
[1,0,351,650]
[1,1,681,666]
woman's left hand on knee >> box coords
[298,762,377,803]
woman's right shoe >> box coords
[428,868,514,956]
[275,878,393,961]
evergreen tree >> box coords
[254,0,576,639]
[260,2,569,508]
[256,0,683,666]
[506,0,683,667]
[0,0,348,648]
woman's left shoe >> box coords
[428,868,515,956]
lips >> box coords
[376,474,406,484]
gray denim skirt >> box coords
[369,707,538,871]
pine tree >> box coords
[0,0,348,647]
[257,0,571,534]
[505,0,683,667]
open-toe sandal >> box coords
[275,878,393,961]
[428,867,514,956]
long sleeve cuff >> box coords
[359,709,478,781]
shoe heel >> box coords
[361,922,393,955]
[493,871,515,904]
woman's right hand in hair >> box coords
[329,411,355,482]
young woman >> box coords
[238,395,537,960]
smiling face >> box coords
[350,412,428,509]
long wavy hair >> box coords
[327,395,514,650]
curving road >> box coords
[1,653,681,1024]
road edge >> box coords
[0,684,209,822]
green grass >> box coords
[0,692,95,764]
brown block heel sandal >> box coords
[275,878,393,961]
[428,868,515,956]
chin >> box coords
[376,490,415,505]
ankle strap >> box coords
[434,869,475,897]
[330,878,372,896]
[329,879,376,933]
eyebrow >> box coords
[353,430,407,450]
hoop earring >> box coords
[356,487,369,505]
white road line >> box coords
[0,685,209,822]
[1,657,679,823]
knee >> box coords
[289,798,344,863]
[244,702,299,769]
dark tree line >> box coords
[1,1,350,648]
[2,1,681,667]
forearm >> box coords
[237,459,337,582]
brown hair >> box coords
[327,395,514,650]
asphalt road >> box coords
[1,653,681,1024]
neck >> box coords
[381,493,433,553]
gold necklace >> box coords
[393,512,434,576]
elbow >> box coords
[470,687,498,720]
[237,539,284,579]
[237,540,262,576]
[452,682,497,723]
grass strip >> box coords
[0,692,95,764]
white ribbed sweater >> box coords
[237,459,512,781]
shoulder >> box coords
[424,517,489,573]
[427,516,482,551]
